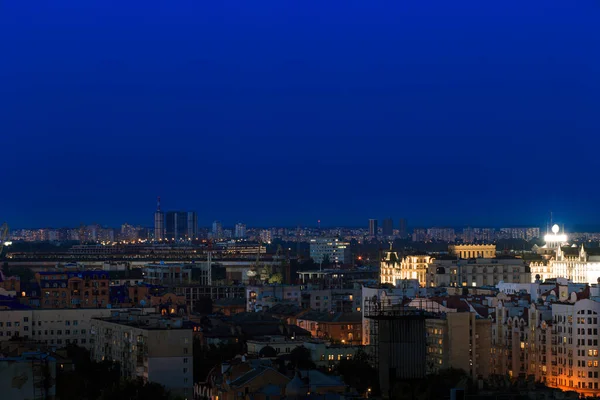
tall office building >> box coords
[368,219,378,237]
[154,197,165,240]
[235,223,246,238]
[187,211,198,239]
[212,220,223,240]
[382,218,394,236]
[154,198,196,241]
[165,211,197,240]
[398,218,407,238]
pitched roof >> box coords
[297,311,362,323]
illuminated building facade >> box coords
[449,244,496,259]
[530,224,600,284]
[380,251,432,287]
[492,283,600,398]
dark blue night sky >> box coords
[2,1,599,228]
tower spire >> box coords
[157,196,161,211]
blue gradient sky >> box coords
[2,1,599,228]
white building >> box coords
[91,309,193,398]
[380,252,432,287]
[0,308,153,349]
[309,238,351,265]
[246,285,302,312]
[530,224,600,284]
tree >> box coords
[193,339,243,382]
[268,273,283,284]
[321,255,331,267]
[289,346,315,370]
[100,379,170,400]
[336,349,378,395]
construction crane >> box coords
[0,222,9,258]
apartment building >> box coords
[492,282,600,398]
[91,309,193,398]
[428,257,531,287]
[246,285,301,312]
[34,271,110,309]
[0,308,153,349]
[300,288,361,313]
[426,312,492,379]
[296,311,362,344]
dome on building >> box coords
[258,345,277,358]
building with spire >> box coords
[531,224,600,284]
[154,197,165,241]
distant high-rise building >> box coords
[382,218,394,236]
[369,219,378,237]
[500,227,541,241]
[259,229,272,243]
[212,220,223,240]
[165,211,197,240]
[120,223,140,241]
[412,228,428,242]
[398,218,407,238]
[235,223,246,238]
[154,197,165,241]
[187,212,198,239]
[427,227,456,242]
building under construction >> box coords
[364,296,443,398]
[0,351,56,400]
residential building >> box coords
[35,270,110,309]
[309,238,351,265]
[259,229,272,244]
[143,263,193,285]
[298,267,379,290]
[173,285,246,314]
[491,280,600,398]
[412,228,428,242]
[205,361,290,400]
[426,312,492,379]
[296,311,362,344]
[0,307,153,348]
[246,285,302,312]
[91,309,193,398]
[301,288,361,313]
[427,227,456,242]
[302,340,367,369]
[500,227,541,241]
[427,257,531,287]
